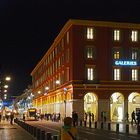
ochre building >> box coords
[31,19,140,122]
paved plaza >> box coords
[0,121,35,140]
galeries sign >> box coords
[115,60,137,66]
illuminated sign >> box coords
[115,60,137,66]
[28,109,36,112]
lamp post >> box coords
[64,88,67,118]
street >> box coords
[26,120,140,140]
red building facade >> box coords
[31,19,140,122]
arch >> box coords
[84,92,98,121]
[128,92,140,121]
[110,92,124,122]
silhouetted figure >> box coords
[10,113,14,125]
[84,113,87,121]
[137,110,140,125]
[23,114,25,122]
[91,113,94,122]
[72,111,78,126]
[0,113,1,122]
[89,112,91,122]
[126,112,129,122]
[131,111,136,124]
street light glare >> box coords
[4,85,8,88]
[5,76,11,81]
[56,80,60,85]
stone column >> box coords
[123,99,128,121]
[40,97,43,113]
[98,99,110,121]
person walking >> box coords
[23,114,26,122]
[131,111,136,124]
[91,113,94,122]
[0,113,2,122]
[137,110,140,125]
[10,112,14,125]
[59,117,78,140]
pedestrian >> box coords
[89,112,91,122]
[58,113,61,122]
[125,112,129,122]
[131,111,136,124]
[91,113,94,122]
[0,112,1,122]
[72,111,78,126]
[84,113,87,121]
[10,112,14,125]
[59,117,78,140]
[23,114,25,122]
[137,110,140,125]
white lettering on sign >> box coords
[115,61,137,66]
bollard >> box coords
[37,128,41,140]
[34,127,37,137]
[101,122,103,129]
[137,125,140,134]
[116,123,119,132]
[95,121,97,129]
[84,121,86,127]
[108,123,111,130]
[89,120,91,128]
[41,130,45,140]
[126,124,129,133]
[30,125,33,135]
[28,125,30,133]
[46,132,52,140]
[52,135,58,140]
[80,120,82,126]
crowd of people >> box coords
[128,110,140,125]
[0,112,15,125]
[35,112,61,122]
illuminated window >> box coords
[132,50,137,60]
[114,51,120,59]
[132,69,138,81]
[114,30,120,41]
[87,67,94,80]
[131,30,138,42]
[87,27,94,39]
[66,31,69,44]
[114,68,121,80]
[66,67,70,82]
[87,48,93,58]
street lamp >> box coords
[64,87,67,118]
[5,76,11,81]
[0,76,11,100]
[44,86,49,95]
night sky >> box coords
[0,0,140,96]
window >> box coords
[87,47,93,58]
[132,69,138,81]
[66,67,70,82]
[114,68,121,80]
[114,51,120,59]
[66,48,70,62]
[132,49,138,60]
[131,30,138,42]
[66,31,69,44]
[87,27,94,39]
[114,30,120,41]
[87,67,94,80]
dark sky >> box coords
[0,0,140,96]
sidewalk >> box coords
[0,120,36,140]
